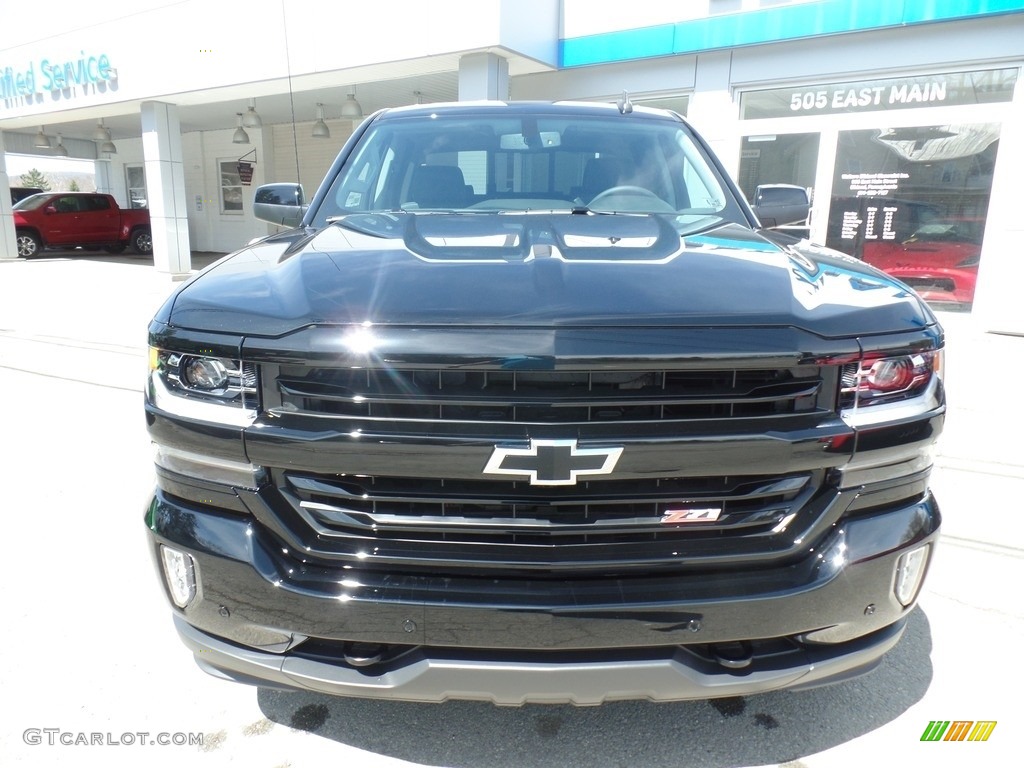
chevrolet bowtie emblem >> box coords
[483,439,623,486]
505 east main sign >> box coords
[740,68,1017,120]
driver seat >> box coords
[577,157,624,202]
[407,164,473,209]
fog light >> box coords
[894,544,929,606]
[160,546,197,608]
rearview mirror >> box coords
[253,183,306,227]
[499,132,562,149]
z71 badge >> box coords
[661,507,723,524]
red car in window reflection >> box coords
[861,218,982,309]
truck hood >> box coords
[160,213,936,338]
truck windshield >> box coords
[13,194,51,211]
[313,110,737,228]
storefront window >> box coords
[585,94,689,116]
[826,123,1000,310]
[738,132,819,202]
[125,166,147,209]
[219,160,243,213]
[634,95,689,116]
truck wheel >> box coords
[131,228,153,255]
[16,231,42,258]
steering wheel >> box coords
[588,186,675,213]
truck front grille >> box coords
[261,468,829,572]
[275,366,822,423]
[285,471,811,538]
[250,358,843,573]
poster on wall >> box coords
[825,123,1000,310]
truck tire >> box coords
[131,228,153,255]
[16,231,42,258]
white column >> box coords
[140,101,192,275]
[459,53,510,101]
[94,159,114,195]
[0,130,19,260]
[687,52,741,180]
[973,76,1024,333]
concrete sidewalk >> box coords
[0,252,222,348]
[0,252,222,389]
[928,309,1024,476]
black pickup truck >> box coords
[145,101,943,705]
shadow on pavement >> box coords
[257,607,933,768]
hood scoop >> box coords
[339,212,684,264]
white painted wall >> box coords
[178,130,269,253]
[972,70,1024,334]
[98,136,143,209]
[270,119,356,204]
[0,1,558,124]
[562,0,712,37]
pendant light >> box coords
[34,127,51,148]
[312,104,330,139]
[242,98,262,129]
[92,119,112,142]
[54,134,69,157]
[232,113,250,144]
[339,87,363,119]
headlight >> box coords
[148,347,258,425]
[182,357,229,390]
[839,349,943,426]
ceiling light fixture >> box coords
[232,113,250,144]
[100,138,118,154]
[34,126,51,149]
[312,103,330,139]
[339,87,363,119]
[242,98,262,129]
[54,134,69,157]
[92,119,111,142]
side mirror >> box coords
[750,184,810,230]
[44,205,57,215]
[253,183,307,227]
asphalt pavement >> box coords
[0,251,1020,768]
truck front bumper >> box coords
[147,489,939,705]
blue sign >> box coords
[0,52,115,101]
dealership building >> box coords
[2,0,1023,332]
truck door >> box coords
[83,194,120,242]
[44,196,82,246]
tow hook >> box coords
[712,641,754,669]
